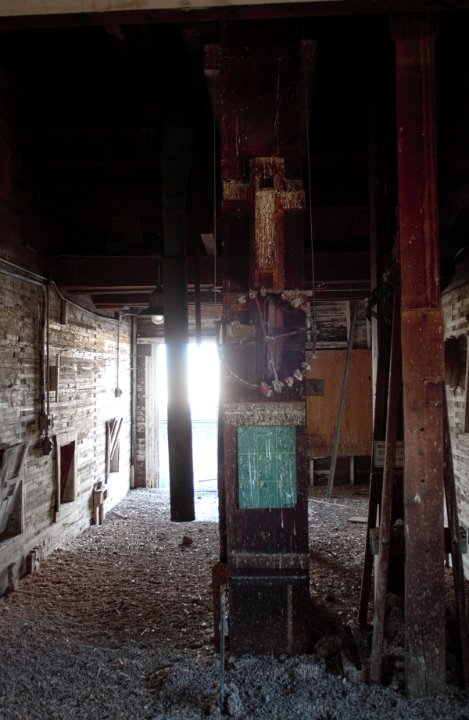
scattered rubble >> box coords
[0,487,467,720]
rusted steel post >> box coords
[161,123,195,522]
[391,13,445,697]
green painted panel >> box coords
[237,426,297,509]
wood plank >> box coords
[306,349,372,456]
[443,391,469,689]
[0,0,467,23]
[393,13,446,698]
[403,379,445,696]
[401,313,446,693]
[370,292,401,683]
[358,472,382,626]
[392,13,440,313]
[0,274,132,587]
[110,418,123,459]
[0,444,26,483]
[0,443,27,536]
[327,302,357,497]
[358,283,393,627]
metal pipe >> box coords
[161,123,195,522]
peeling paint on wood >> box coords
[224,401,305,426]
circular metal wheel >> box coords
[217,288,315,396]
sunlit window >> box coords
[157,342,219,488]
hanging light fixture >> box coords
[140,284,164,325]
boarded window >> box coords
[106,418,122,478]
[54,433,77,520]
[60,441,76,504]
[0,443,27,542]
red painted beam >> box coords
[392,12,445,698]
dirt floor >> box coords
[0,486,468,720]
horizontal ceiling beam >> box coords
[52,255,221,290]
[52,251,370,310]
[0,1,466,28]
[92,288,219,307]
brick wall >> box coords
[441,264,469,577]
[0,268,132,593]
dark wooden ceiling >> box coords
[0,10,467,312]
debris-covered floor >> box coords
[0,487,467,720]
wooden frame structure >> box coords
[392,13,446,697]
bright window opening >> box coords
[157,341,219,490]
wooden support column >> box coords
[392,13,445,697]
[206,21,314,655]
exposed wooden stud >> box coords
[327,301,357,498]
[358,279,393,626]
[358,474,382,627]
[370,291,401,683]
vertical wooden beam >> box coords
[326,301,357,498]
[391,13,445,697]
[358,286,393,627]
[370,291,401,683]
[367,33,396,420]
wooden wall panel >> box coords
[442,274,469,578]
[306,349,372,456]
[0,272,132,594]
[315,300,369,350]
[135,342,158,488]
